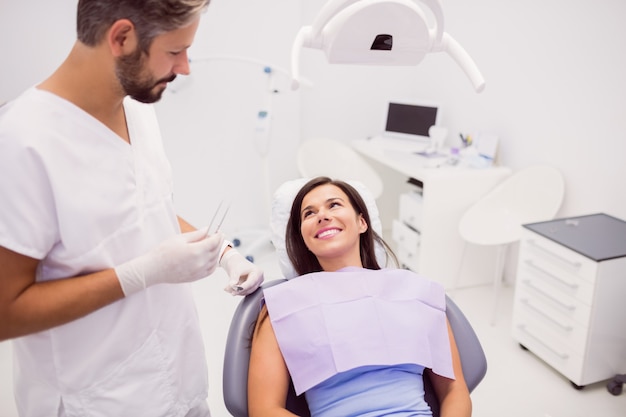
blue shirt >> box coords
[305,364,432,417]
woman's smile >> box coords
[316,227,341,239]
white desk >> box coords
[352,138,511,289]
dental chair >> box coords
[223,179,487,417]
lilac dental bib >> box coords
[263,267,454,395]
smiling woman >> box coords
[247,176,472,417]
[286,177,391,277]
[297,182,368,272]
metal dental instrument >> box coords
[206,202,242,292]
[206,201,230,237]
[205,201,222,237]
[214,204,229,234]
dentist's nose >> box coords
[175,51,191,75]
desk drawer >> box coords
[517,257,596,306]
[392,219,421,250]
[512,320,585,384]
[398,245,420,272]
[513,307,589,357]
[521,234,598,284]
[513,288,590,355]
[514,277,592,328]
[399,192,423,231]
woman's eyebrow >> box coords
[327,197,345,203]
[300,197,345,216]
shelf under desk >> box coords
[352,138,512,289]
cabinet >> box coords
[512,213,626,387]
[392,190,423,272]
[352,139,511,289]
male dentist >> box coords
[0,1,263,415]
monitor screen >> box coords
[384,100,440,140]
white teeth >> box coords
[318,229,339,238]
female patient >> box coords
[248,177,471,417]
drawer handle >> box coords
[401,221,420,234]
[526,239,582,269]
[521,279,576,311]
[524,260,579,290]
[517,324,569,359]
[519,298,573,331]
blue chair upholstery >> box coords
[223,278,487,417]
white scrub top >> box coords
[0,88,208,417]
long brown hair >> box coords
[285,176,396,275]
[254,176,397,330]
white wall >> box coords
[0,1,76,100]
[299,0,626,221]
[155,0,302,234]
[1,1,626,416]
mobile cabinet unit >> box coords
[512,213,626,388]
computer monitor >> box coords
[382,99,441,143]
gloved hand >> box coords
[115,229,224,296]
[220,249,264,296]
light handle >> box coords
[441,32,486,93]
[290,27,309,90]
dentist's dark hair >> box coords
[77,0,210,53]
[285,176,396,275]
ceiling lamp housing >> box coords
[291,0,485,92]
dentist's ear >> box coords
[108,19,138,57]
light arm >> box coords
[441,32,486,92]
[290,26,308,90]
[308,0,361,41]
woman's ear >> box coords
[107,19,138,57]
[358,214,368,234]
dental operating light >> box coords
[291,0,485,92]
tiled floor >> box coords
[1,244,625,416]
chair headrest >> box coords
[270,178,386,278]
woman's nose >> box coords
[316,211,330,223]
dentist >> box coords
[0,1,263,416]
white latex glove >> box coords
[220,249,264,296]
[115,229,224,296]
